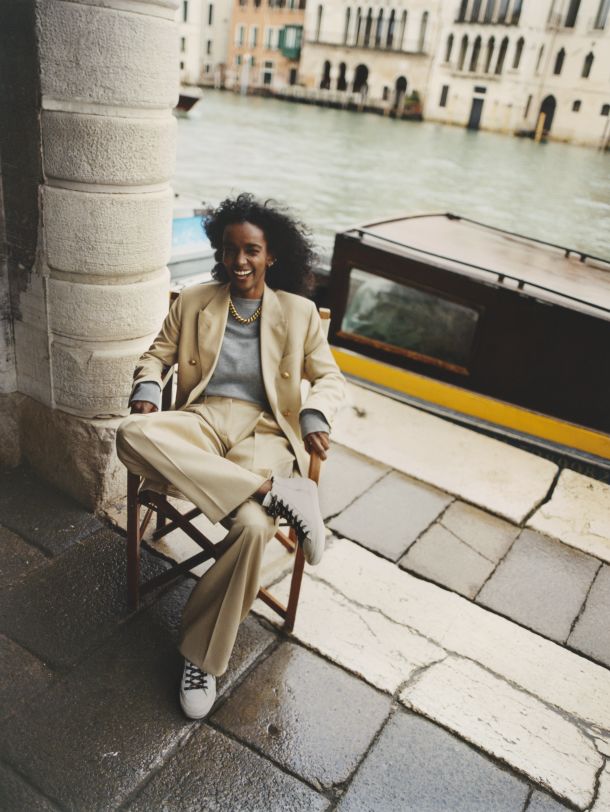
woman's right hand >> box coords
[130,400,158,414]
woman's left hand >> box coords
[304,431,330,460]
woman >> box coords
[116,194,346,720]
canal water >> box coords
[174,89,610,260]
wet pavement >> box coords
[2,386,610,811]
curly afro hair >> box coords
[204,193,317,297]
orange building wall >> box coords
[226,0,306,89]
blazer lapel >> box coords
[186,283,230,406]
[260,285,287,412]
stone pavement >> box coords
[2,384,610,811]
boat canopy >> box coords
[345,213,610,318]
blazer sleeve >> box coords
[300,302,347,427]
[131,293,182,390]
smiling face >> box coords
[221,221,274,300]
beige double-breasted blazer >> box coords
[132,281,346,477]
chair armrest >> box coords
[307,448,323,484]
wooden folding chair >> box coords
[125,306,331,633]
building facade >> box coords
[298,0,443,110]
[425,0,610,147]
[178,0,233,87]
[225,0,306,91]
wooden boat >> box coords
[169,197,215,289]
[174,87,203,116]
[320,213,610,467]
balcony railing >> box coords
[305,37,428,56]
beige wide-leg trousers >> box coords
[116,396,295,676]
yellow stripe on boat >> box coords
[332,347,610,461]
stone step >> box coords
[255,537,610,809]
[333,383,558,523]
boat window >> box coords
[340,269,479,371]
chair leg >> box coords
[284,529,305,632]
[126,473,141,611]
[155,494,167,533]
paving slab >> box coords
[528,470,610,564]
[592,763,610,811]
[0,526,167,669]
[0,466,102,556]
[0,612,192,812]
[255,565,446,693]
[0,635,55,723]
[337,709,529,812]
[0,524,49,586]
[0,760,61,812]
[476,530,600,643]
[289,538,610,731]
[400,656,602,810]
[212,642,391,790]
[527,790,574,811]
[568,564,610,668]
[399,523,496,598]
[439,500,519,561]
[318,443,389,519]
[126,723,328,812]
[329,471,451,561]
[333,383,557,522]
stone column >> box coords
[6,0,179,509]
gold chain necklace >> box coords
[229,297,262,325]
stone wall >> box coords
[0,0,179,509]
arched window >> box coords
[535,44,545,73]
[343,8,351,44]
[375,9,384,47]
[471,0,483,22]
[497,0,509,23]
[419,11,428,51]
[469,36,482,71]
[582,51,594,78]
[315,4,323,40]
[565,0,580,27]
[458,35,469,70]
[399,10,408,50]
[483,0,496,22]
[352,63,369,93]
[484,36,495,72]
[393,75,408,111]
[495,36,508,73]
[337,62,348,91]
[363,8,373,47]
[601,103,610,116]
[553,47,565,75]
[445,33,454,63]
[572,100,581,112]
[320,60,331,89]
[594,0,610,28]
[354,8,362,45]
[539,95,557,133]
[513,37,524,69]
[386,9,396,47]
[457,0,468,22]
[511,0,523,24]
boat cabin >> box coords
[323,213,610,463]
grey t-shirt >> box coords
[205,297,267,406]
